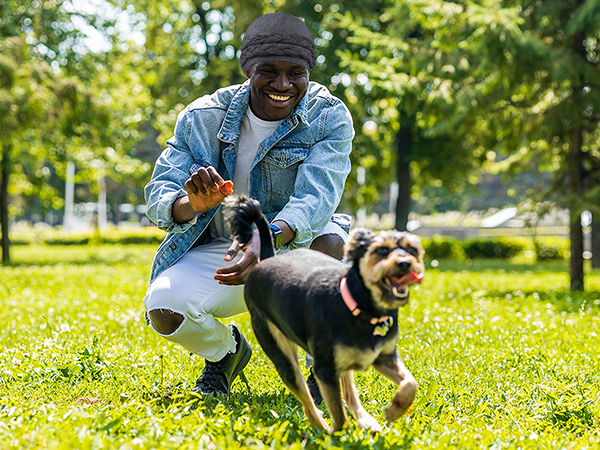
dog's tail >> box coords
[224,195,275,260]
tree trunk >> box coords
[1,143,11,264]
[395,120,413,231]
[592,218,600,269]
[569,126,584,291]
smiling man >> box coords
[143,13,354,400]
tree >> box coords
[336,0,600,290]
[0,0,150,262]
[469,0,600,291]
[0,35,64,263]
[334,1,493,229]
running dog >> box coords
[225,196,425,433]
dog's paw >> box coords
[356,414,382,434]
[304,406,331,432]
[385,379,417,422]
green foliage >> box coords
[421,235,465,261]
[422,235,570,261]
[11,226,166,246]
[0,0,154,264]
[332,0,600,288]
[463,236,529,259]
[533,236,570,261]
[1,245,600,448]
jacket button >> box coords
[170,243,177,251]
[200,213,207,219]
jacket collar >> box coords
[218,81,310,144]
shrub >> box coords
[533,236,569,260]
[98,229,165,245]
[10,237,33,246]
[43,234,91,246]
[422,235,465,260]
[463,237,528,259]
[20,227,167,246]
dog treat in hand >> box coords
[220,180,234,195]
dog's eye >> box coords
[405,246,419,257]
[375,247,392,257]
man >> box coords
[143,12,354,398]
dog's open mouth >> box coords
[385,272,424,299]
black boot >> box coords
[306,367,323,406]
[193,326,252,396]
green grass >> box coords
[1,245,600,449]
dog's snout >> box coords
[396,260,411,273]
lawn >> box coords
[1,244,599,449]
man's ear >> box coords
[245,66,253,78]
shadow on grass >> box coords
[150,388,304,417]
[146,388,412,447]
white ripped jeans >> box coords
[143,222,348,362]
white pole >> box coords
[97,162,107,230]
[389,182,399,221]
[356,166,366,226]
[64,161,75,231]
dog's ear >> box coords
[346,228,374,262]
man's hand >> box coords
[173,167,233,224]
[214,229,260,285]
[186,166,233,212]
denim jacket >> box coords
[145,80,354,283]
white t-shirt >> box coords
[208,107,282,238]
[233,107,282,195]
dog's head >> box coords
[346,228,425,310]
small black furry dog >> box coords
[225,196,425,433]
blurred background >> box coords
[1,0,599,289]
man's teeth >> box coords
[269,94,291,101]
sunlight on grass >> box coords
[1,245,599,449]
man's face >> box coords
[246,61,309,121]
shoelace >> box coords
[197,360,226,389]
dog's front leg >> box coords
[340,371,382,433]
[313,367,347,432]
[372,352,417,423]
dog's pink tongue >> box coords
[392,272,424,287]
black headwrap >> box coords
[240,13,317,73]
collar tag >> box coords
[373,317,394,337]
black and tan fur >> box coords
[225,196,425,432]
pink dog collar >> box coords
[340,277,394,336]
